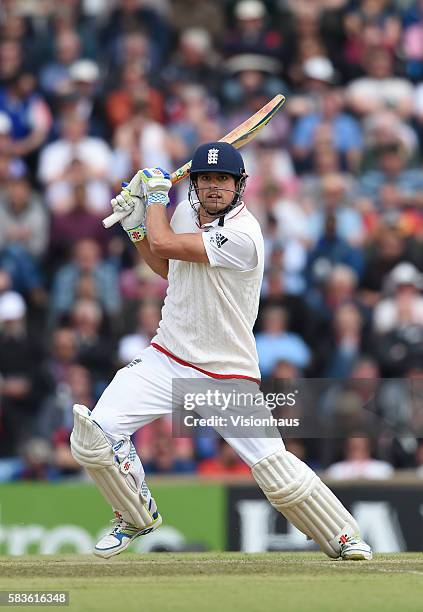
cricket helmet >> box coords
[188,142,247,217]
[189,142,245,178]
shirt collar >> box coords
[193,202,246,229]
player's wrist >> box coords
[145,192,170,208]
[125,223,147,243]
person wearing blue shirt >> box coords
[292,89,363,172]
[255,305,311,377]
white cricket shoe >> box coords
[94,511,162,559]
[339,534,372,560]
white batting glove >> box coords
[111,173,147,243]
[140,168,172,207]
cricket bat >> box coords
[102,93,286,228]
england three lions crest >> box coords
[207,148,219,164]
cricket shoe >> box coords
[339,534,372,560]
[94,511,162,559]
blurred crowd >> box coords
[0,0,422,481]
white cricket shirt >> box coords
[151,199,264,380]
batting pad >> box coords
[70,404,155,528]
[252,449,359,558]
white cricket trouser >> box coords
[91,345,283,467]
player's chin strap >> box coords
[252,448,360,558]
[70,404,158,528]
[188,173,247,219]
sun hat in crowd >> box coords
[389,262,423,290]
[303,56,335,83]
[235,0,266,20]
[0,291,27,322]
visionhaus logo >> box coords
[183,414,300,428]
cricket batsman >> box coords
[70,142,372,561]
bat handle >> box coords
[102,210,128,229]
[101,167,187,229]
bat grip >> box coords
[101,169,185,229]
[102,210,129,229]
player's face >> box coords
[195,172,237,213]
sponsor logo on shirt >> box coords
[126,357,143,368]
[210,232,228,248]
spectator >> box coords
[292,87,363,173]
[49,238,121,322]
[309,173,365,247]
[164,28,222,97]
[326,436,394,480]
[0,240,44,302]
[117,300,161,365]
[45,327,78,388]
[102,2,170,74]
[16,438,56,481]
[170,0,225,39]
[112,97,177,187]
[198,439,251,477]
[0,70,52,162]
[224,0,285,61]
[49,177,109,265]
[249,181,309,245]
[221,54,285,110]
[318,357,382,443]
[360,222,421,304]
[306,265,370,362]
[242,139,296,198]
[0,38,23,82]
[39,29,82,98]
[359,141,423,210]
[69,298,115,396]
[105,60,164,131]
[38,364,95,479]
[401,0,423,80]
[167,84,218,160]
[285,7,330,91]
[373,262,423,334]
[0,111,27,196]
[255,306,311,377]
[137,417,195,474]
[38,113,112,214]
[257,267,310,337]
[67,59,105,136]
[307,212,364,285]
[343,0,401,65]
[300,145,347,201]
[39,363,94,451]
[0,291,49,458]
[346,46,414,118]
[361,111,419,169]
[322,303,366,379]
[0,175,48,259]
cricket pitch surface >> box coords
[1,553,422,612]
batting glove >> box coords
[140,168,172,208]
[111,176,147,243]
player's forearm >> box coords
[134,238,169,279]
[146,204,175,256]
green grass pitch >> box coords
[0,553,422,612]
